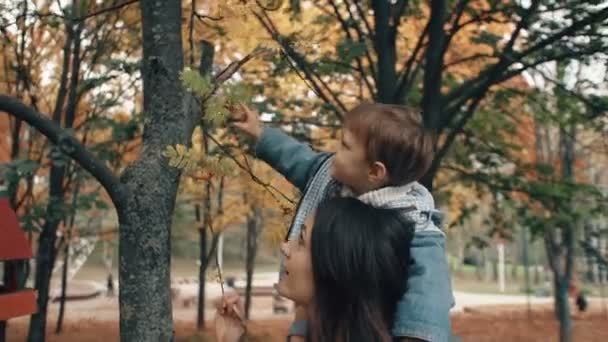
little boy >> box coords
[231,103,453,342]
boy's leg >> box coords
[392,233,454,342]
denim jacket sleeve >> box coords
[255,127,329,192]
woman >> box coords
[216,197,415,342]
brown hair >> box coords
[344,103,435,185]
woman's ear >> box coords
[368,161,388,184]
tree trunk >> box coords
[418,0,447,193]
[522,225,532,317]
[56,174,81,334]
[554,277,573,342]
[475,248,483,281]
[600,266,607,318]
[244,206,261,319]
[118,1,193,341]
[553,120,576,342]
[28,10,83,340]
[55,233,70,334]
[28,153,73,342]
[196,219,207,329]
[584,222,596,283]
[371,0,397,104]
[196,40,215,330]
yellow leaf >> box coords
[175,144,187,155]
[162,145,177,158]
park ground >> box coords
[5,265,608,341]
[6,305,608,341]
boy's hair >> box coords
[344,103,434,185]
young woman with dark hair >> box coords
[216,197,415,342]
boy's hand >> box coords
[229,103,263,140]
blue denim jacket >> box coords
[256,127,454,342]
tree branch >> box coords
[342,0,378,81]
[73,0,139,22]
[327,0,376,98]
[432,93,484,174]
[443,52,495,70]
[394,19,430,101]
[0,95,127,209]
[444,3,608,113]
[203,131,295,205]
[254,10,346,118]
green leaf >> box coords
[206,96,230,126]
[470,31,501,48]
[336,38,367,64]
[181,67,212,97]
[162,145,178,159]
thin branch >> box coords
[444,4,608,111]
[203,131,295,205]
[443,52,495,69]
[441,0,469,57]
[73,0,139,22]
[527,65,608,120]
[392,0,409,25]
[352,0,373,40]
[394,20,430,100]
[194,13,224,21]
[189,0,196,66]
[430,92,485,177]
[341,0,378,81]
[327,0,376,98]
[254,10,347,118]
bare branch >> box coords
[327,0,376,98]
[394,20,430,101]
[352,0,373,40]
[443,52,495,69]
[440,0,469,58]
[342,0,378,81]
[253,10,346,118]
[204,131,295,205]
[73,0,139,22]
[444,4,608,112]
[432,93,484,174]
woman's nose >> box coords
[280,242,290,257]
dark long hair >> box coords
[309,197,414,342]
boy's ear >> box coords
[368,161,388,184]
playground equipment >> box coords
[0,190,37,339]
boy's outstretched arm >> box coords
[230,104,329,191]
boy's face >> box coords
[331,128,386,194]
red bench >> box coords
[0,196,37,323]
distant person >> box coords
[225,276,236,289]
[106,273,115,297]
[576,292,588,313]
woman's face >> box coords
[276,215,315,305]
